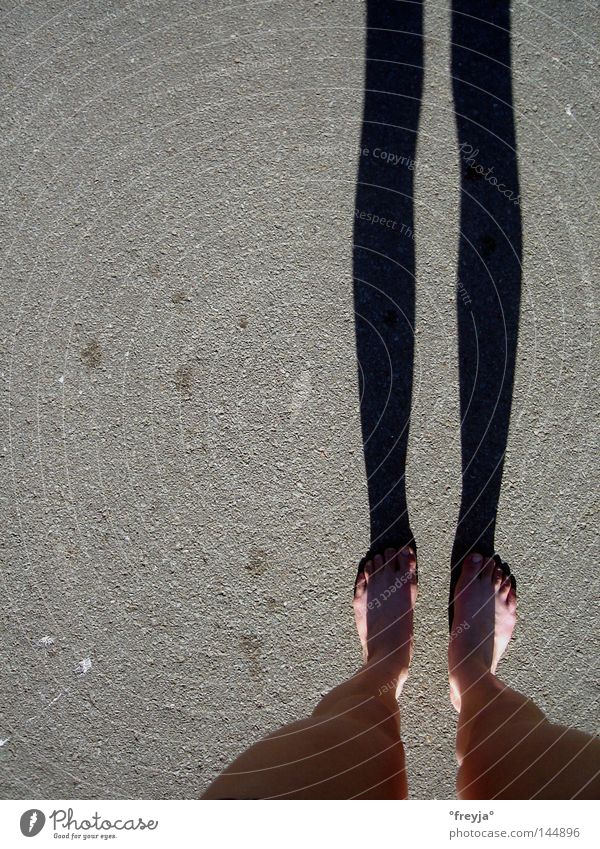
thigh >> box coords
[202,713,407,800]
[459,719,600,800]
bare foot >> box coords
[448,552,517,712]
[353,547,417,693]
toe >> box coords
[363,558,374,579]
[354,569,367,599]
[400,546,417,582]
[400,545,416,565]
[384,547,397,570]
[499,575,511,599]
[493,565,504,588]
[462,551,483,577]
[455,552,482,598]
[480,556,496,583]
[373,553,384,574]
[505,574,517,603]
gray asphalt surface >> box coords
[1,0,598,799]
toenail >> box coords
[400,547,412,557]
[469,553,483,564]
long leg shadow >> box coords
[353,0,424,556]
[353,1,521,590]
[450,0,522,617]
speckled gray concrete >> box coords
[0,0,598,799]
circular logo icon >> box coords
[20,809,45,837]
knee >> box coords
[313,692,401,740]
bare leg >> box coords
[449,553,600,799]
[202,547,417,799]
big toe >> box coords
[455,552,483,592]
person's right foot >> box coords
[448,553,517,712]
[353,547,417,691]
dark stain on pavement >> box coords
[81,339,102,368]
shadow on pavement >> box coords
[352,1,522,606]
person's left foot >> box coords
[353,547,417,688]
[448,552,517,712]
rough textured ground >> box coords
[1,0,598,799]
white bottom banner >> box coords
[0,800,597,848]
